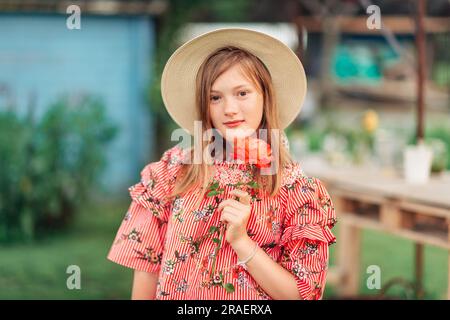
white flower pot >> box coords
[403,143,433,184]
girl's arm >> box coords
[231,236,300,300]
[131,270,158,300]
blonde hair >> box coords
[170,46,293,207]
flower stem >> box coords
[210,223,226,279]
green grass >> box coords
[325,224,448,300]
[0,200,448,299]
[0,198,134,299]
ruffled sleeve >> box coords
[107,145,184,273]
[279,167,337,300]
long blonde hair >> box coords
[170,46,293,206]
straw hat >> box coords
[161,28,307,136]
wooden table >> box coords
[300,155,450,299]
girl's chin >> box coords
[221,128,255,141]
[224,134,250,143]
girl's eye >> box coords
[210,95,220,102]
[239,91,249,97]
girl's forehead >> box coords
[211,65,259,91]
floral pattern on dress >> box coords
[107,144,337,300]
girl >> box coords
[107,28,337,300]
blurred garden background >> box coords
[0,0,449,299]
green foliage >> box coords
[295,112,450,172]
[296,116,375,164]
[199,0,251,21]
[431,34,450,87]
[306,127,327,152]
[287,121,327,152]
[0,96,117,243]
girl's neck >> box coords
[209,138,234,162]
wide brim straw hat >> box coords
[161,28,307,136]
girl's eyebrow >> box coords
[210,84,250,93]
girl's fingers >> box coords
[217,189,251,211]
[222,207,239,217]
[230,189,251,206]
[221,208,248,226]
[217,199,228,212]
[217,198,249,212]
[219,211,237,224]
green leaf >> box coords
[209,226,219,233]
[247,181,260,189]
[224,283,235,293]
[210,182,219,189]
[212,238,220,244]
[207,190,219,197]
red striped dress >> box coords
[107,145,337,300]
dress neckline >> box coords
[212,158,256,169]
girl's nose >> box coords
[223,98,239,116]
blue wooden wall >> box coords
[0,13,155,193]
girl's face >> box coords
[209,64,263,142]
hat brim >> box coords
[161,28,307,136]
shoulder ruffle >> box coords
[128,145,185,220]
[280,162,337,246]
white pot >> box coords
[403,143,433,184]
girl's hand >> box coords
[217,189,252,245]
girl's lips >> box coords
[224,120,244,128]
